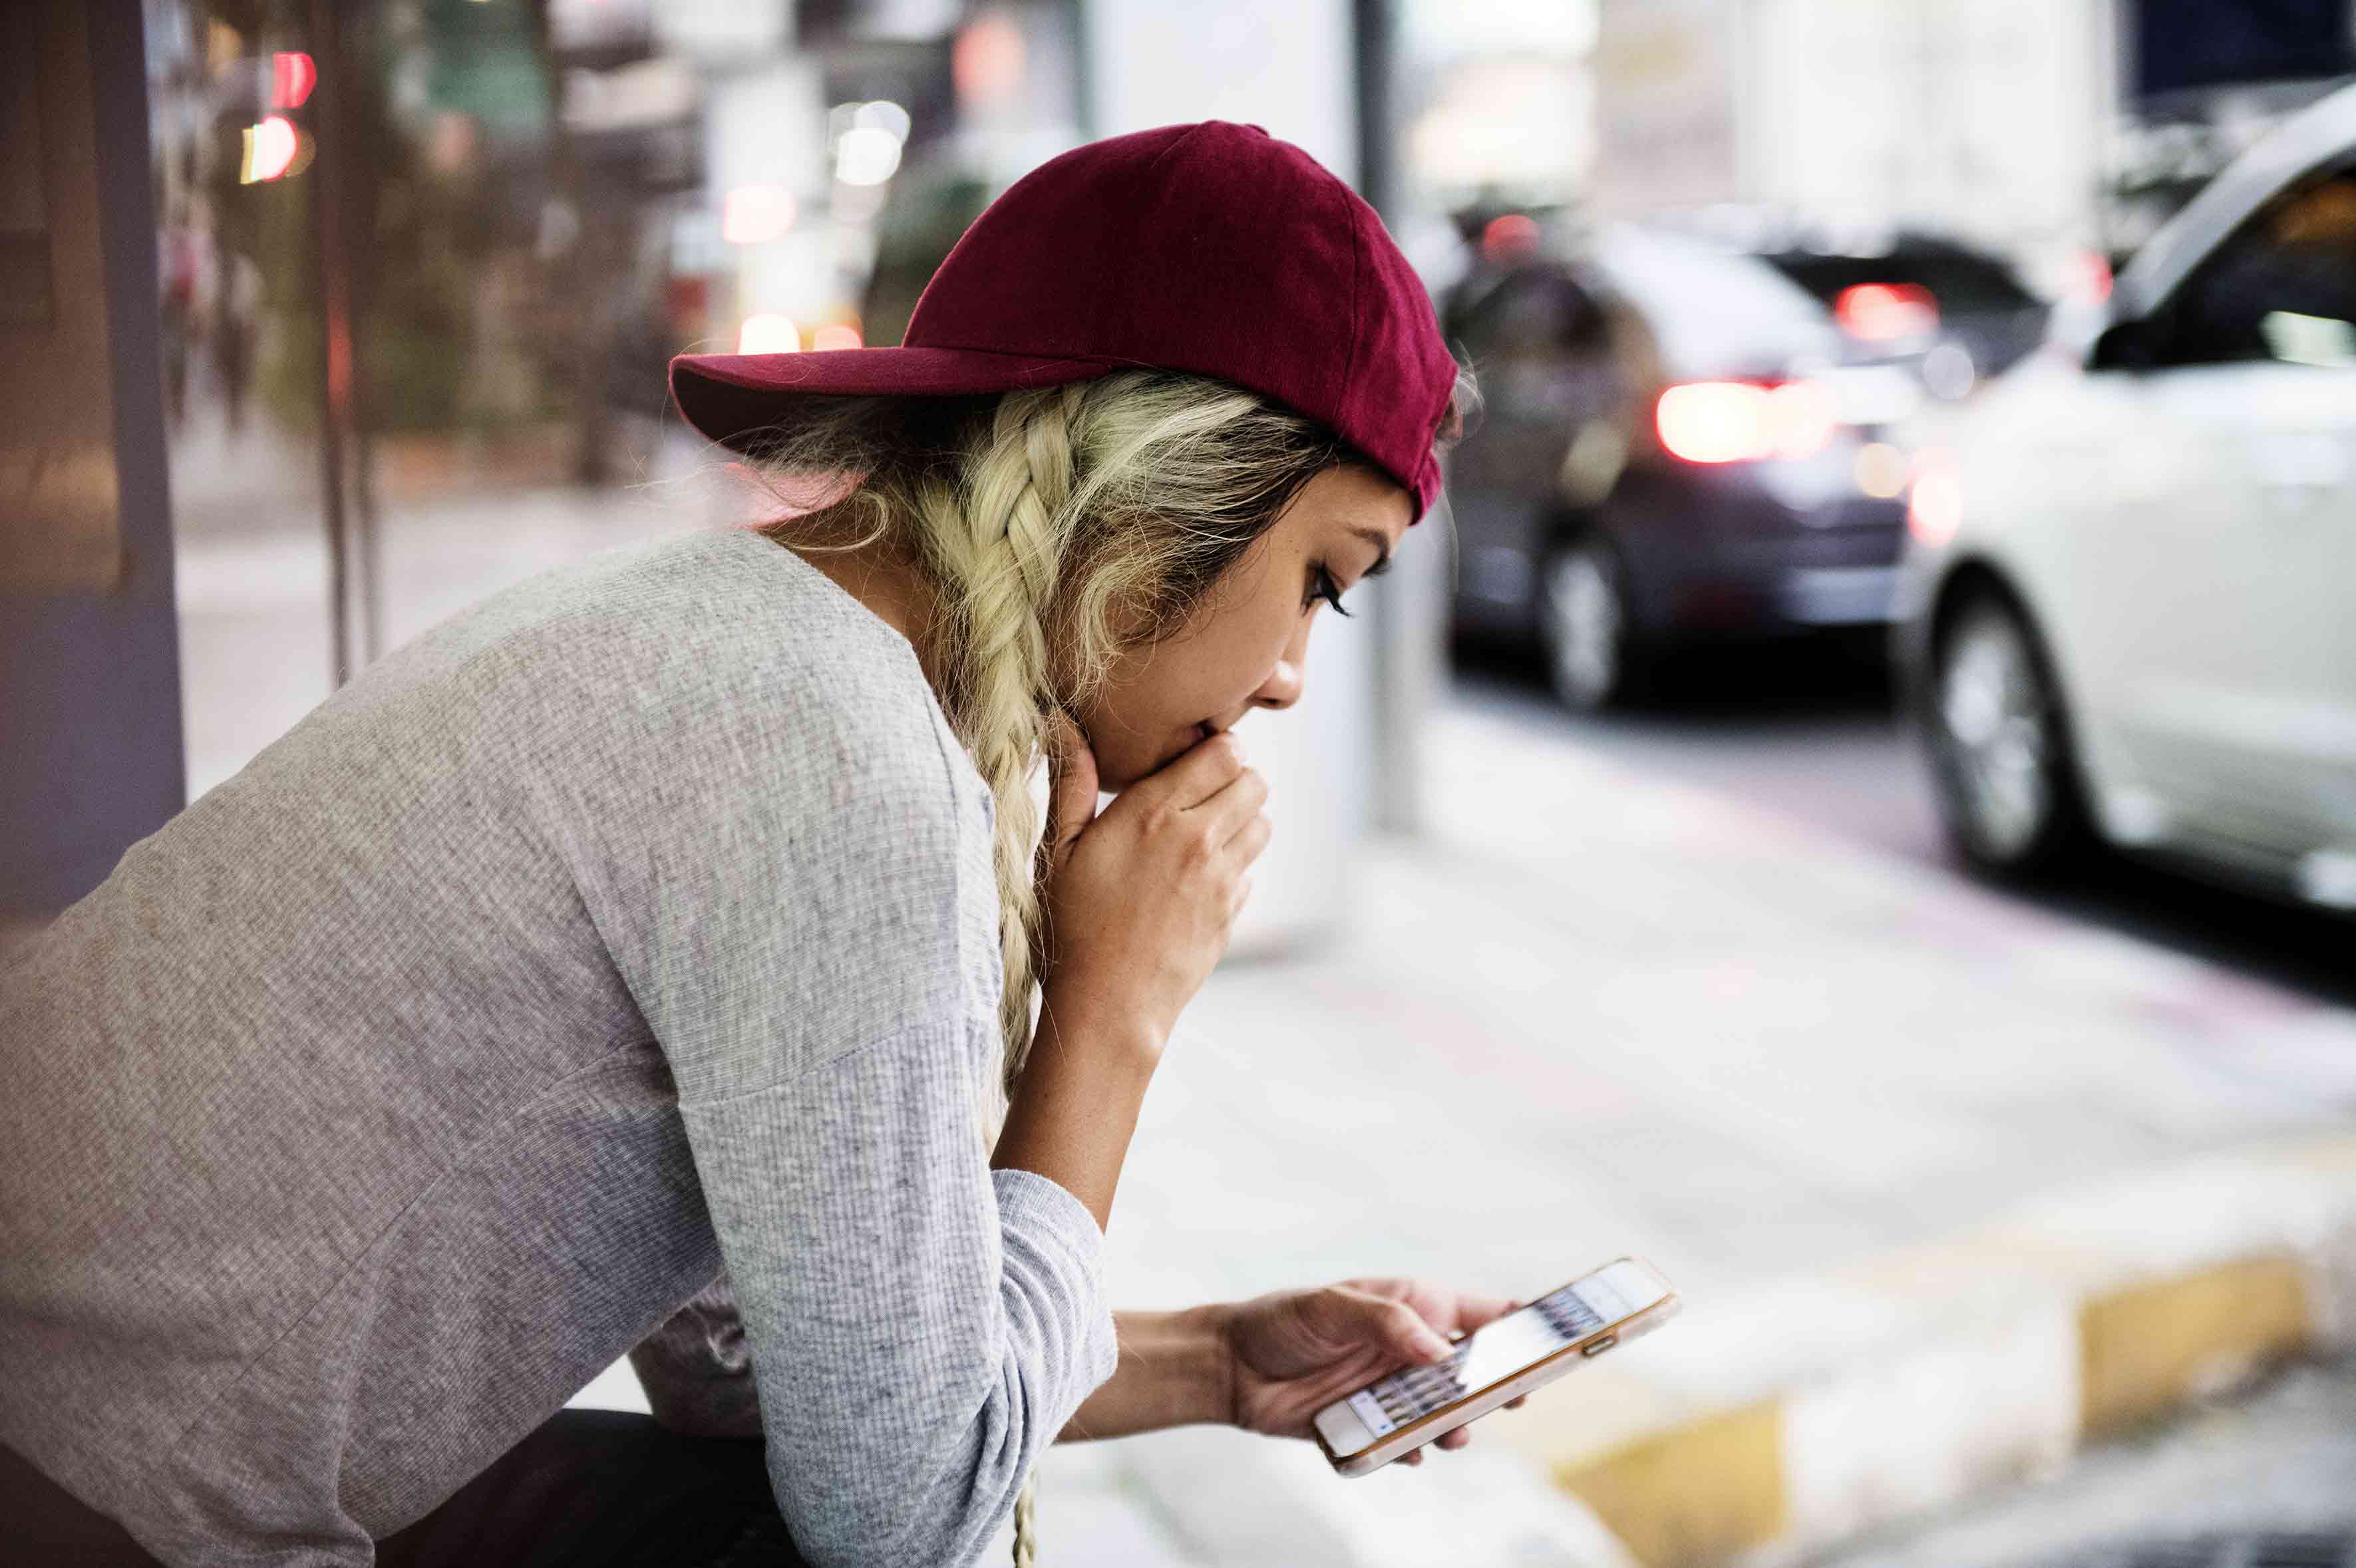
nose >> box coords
[1252,619,1312,712]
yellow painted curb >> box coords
[1517,1134,2356,1567]
[2079,1253,2311,1434]
[1555,1400,1785,1568]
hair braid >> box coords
[910,384,1085,1095]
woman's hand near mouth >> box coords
[994,711,1271,1228]
[1035,712,1267,1064]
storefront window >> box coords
[146,0,1083,797]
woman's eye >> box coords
[1308,565,1353,618]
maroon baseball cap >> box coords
[669,121,1460,519]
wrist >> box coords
[1188,1302,1242,1428]
[1058,1306,1235,1442]
[1036,980,1166,1074]
[1126,1305,1237,1432]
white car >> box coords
[1895,80,2356,912]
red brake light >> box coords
[1907,450,1963,547]
[1834,282,1939,341]
[1482,214,1540,263]
[1656,381,1836,464]
[271,51,316,110]
[2067,248,2113,306]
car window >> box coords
[1453,269,1605,363]
[1764,249,2037,316]
[2162,165,2356,369]
[1586,226,1836,378]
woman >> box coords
[0,122,1507,1568]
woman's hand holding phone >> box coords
[1059,1279,1528,1458]
[1214,1281,1525,1464]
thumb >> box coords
[1325,1288,1455,1368]
[1039,708,1099,879]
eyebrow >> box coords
[1347,525,1395,577]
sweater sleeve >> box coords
[596,671,1118,1568]
[680,1038,1117,1567]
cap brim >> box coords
[670,345,1117,452]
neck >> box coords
[782,532,955,699]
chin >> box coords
[1093,752,1154,792]
[1087,731,1181,792]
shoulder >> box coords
[477,530,979,833]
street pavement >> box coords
[1033,693,2356,1566]
[1808,1355,2356,1568]
[1451,647,2356,1014]
[164,442,2356,1563]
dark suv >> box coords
[1443,223,2031,710]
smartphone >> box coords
[1311,1257,1679,1476]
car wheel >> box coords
[1926,593,2088,873]
[1540,538,1644,712]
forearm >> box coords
[1058,1305,1232,1442]
[990,983,1160,1231]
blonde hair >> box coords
[749,367,1476,1097]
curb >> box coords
[1504,1132,2356,1565]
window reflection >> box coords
[145,0,1084,798]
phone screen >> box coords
[1337,1265,1661,1449]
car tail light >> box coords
[1834,282,1939,341]
[1482,213,1540,263]
[1907,449,1963,546]
[1655,380,1837,464]
[2067,247,2113,306]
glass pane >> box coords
[148,3,343,798]
[2174,168,2356,368]
[150,0,1086,800]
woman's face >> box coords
[1071,464,1414,791]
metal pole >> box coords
[1355,0,1434,839]
[307,0,353,686]
[341,2,383,665]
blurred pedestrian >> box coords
[213,251,261,436]
[1,123,1486,1568]
[156,202,208,431]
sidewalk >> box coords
[1030,701,2356,1565]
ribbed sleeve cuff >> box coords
[991,1168,1121,1391]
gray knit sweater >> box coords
[0,527,1120,1567]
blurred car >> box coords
[1443,223,1949,710]
[1896,80,2356,911]
[1758,232,2050,392]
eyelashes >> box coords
[1308,565,1354,618]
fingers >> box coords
[1152,729,1249,811]
[1224,807,1273,865]
[1330,1289,1454,1367]
[1446,1293,1520,1336]
[1396,1428,1474,1471]
[1200,763,1269,846]
[1038,708,1100,879]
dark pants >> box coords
[2,1411,810,1568]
